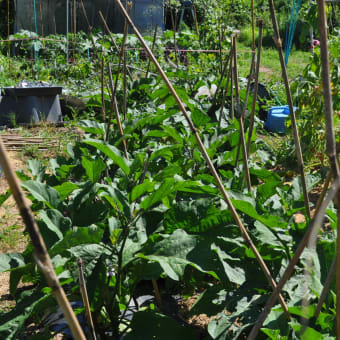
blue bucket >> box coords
[265,105,296,133]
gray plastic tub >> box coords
[0,86,62,126]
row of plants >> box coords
[0,38,338,338]
[0,6,339,339]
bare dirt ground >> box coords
[0,150,28,311]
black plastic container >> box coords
[0,86,62,126]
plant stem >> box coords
[267,0,311,220]
[0,137,86,340]
[114,0,290,319]
[77,258,97,340]
[314,171,332,217]
[152,279,162,307]
[314,257,336,319]
[169,0,178,66]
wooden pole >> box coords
[77,258,97,340]
[247,19,264,156]
[218,45,233,126]
[145,24,158,78]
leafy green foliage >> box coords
[0,17,337,340]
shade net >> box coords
[15,0,164,36]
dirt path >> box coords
[0,151,28,311]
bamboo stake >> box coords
[77,258,97,340]
[101,53,106,121]
[145,24,158,78]
[169,0,178,66]
[316,1,340,335]
[193,5,199,37]
[251,0,255,52]
[267,0,311,220]
[123,45,127,120]
[107,63,128,159]
[247,177,340,340]
[98,10,133,81]
[218,25,223,75]
[314,171,332,216]
[230,48,235,121]
[0,137,86,340]
[212,50,231,108]
[233,35,242,168]
[113,0,290,318]
[314,257,336,319]
[232,34,241,117]
[111,16,129,100]
[247,19,264,157]
[218,45,233,126]
[234,51,256,166]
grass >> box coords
[237,42,311,81]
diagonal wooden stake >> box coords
[0,138,86,340]
[113,0,290,319]
[78,258,97,340]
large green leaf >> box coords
[290,322,328,340]
[208,313,232,340]
[54,182,79,201]
[141,178,175,210]
[22,180,61,209]
[81,156,106,183]
[140,230,218,281]
[39,209,72,239]
[84,138,130,175]
[50,225,103,257]
[130,181,155,203]
[28,159,46,182]
[0,190,10,207]
[163,198,233,234]
[0,290,51,339]
[231,199,287,229]
[212,245,245,285]
[0,253,25,272]
[78,119,107,135]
